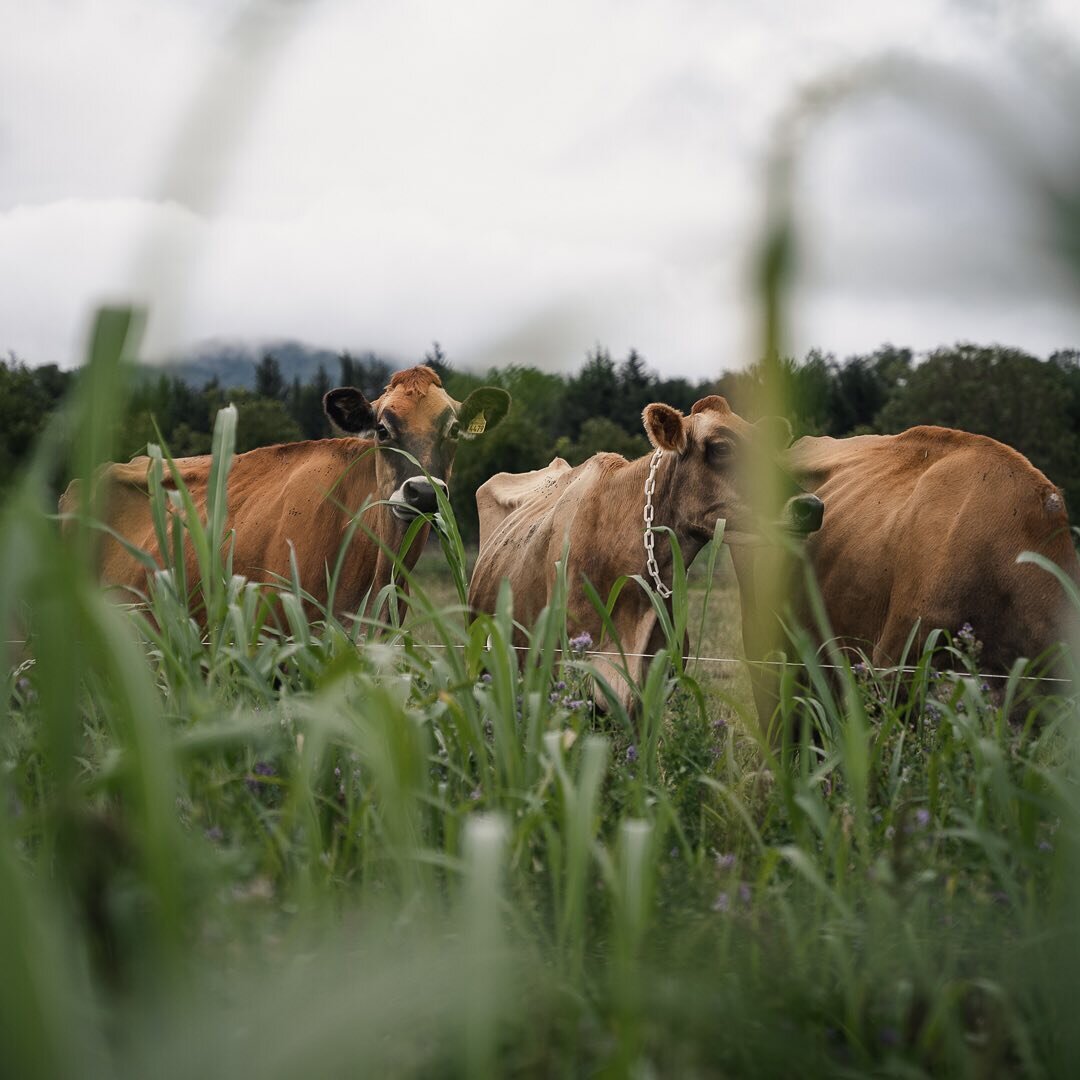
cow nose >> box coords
[784,493,824,534]
[401,476,448,515]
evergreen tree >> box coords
[254,353,285,400]
[423,341,453,384]
[357,352,394,397]
[615,348,656,432]
[339,352,357,389]
[295,364,332,439]
[564,346,619,437]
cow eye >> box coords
[448,420,461,440]
[708,440,733,462]
[375,423,391,441]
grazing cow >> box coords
[731,425,1080,728]
[61,366,510,620]
[468,395,824,712]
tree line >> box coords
[4,342,1079,542]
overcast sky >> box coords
[3,0,1080,378]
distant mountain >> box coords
[136,339,404,390]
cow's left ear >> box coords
[754,415,793,449]
[455,388,511,440]
[324,387,377,436]
[643,403,688,453]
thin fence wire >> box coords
[8,638,1072,685]
[411,641,1076,686]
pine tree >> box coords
[254,353,285,400]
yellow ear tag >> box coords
[467,413,487,435]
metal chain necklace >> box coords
[642,446,672,599]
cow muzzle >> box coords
[782,493,824,535]
[721,494,824,547]
[389,476,449,519]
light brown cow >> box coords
[61,366,510,620]
[468,395,824,712]
[731,425,1080,727]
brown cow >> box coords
[61,365,510,620]
[468,395,824,712]
[731,425,1080,728]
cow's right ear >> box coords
[754,415,793,449]
[642,403,688,453]
[323,387,377,436]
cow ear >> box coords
[642,403,687,453]
[755,415,793,449]
[323,387,376,436]
[455,387,511,440]
[690,395,732,416]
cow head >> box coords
[324,366,510,520]
[642,395,823,544]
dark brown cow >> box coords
[468,395,823,712]
[731,425,1080,728]
[61,366,510,620]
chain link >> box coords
[643,446,672,598]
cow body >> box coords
[77,438,407,616]
[469,396,823,712]
[732,425,1080,726]
[61,365,510,621]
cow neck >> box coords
[337,440,380,512]
[338,440,414,537]
[336,440,431,589]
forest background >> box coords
[3,338,1079,542]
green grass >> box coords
[3,315,1079,1077]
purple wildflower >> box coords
[712,891,730,913]
[480,673,492,684]
[738,882,752,905]
[554,681,566,691]
[915,808,931,828]
[569,631,593,654]
[626,744,638,764]
[715,852,736,871]
[246,761,276,793]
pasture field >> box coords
[3,314,1080,1079]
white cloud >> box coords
[3,0,1080,376]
